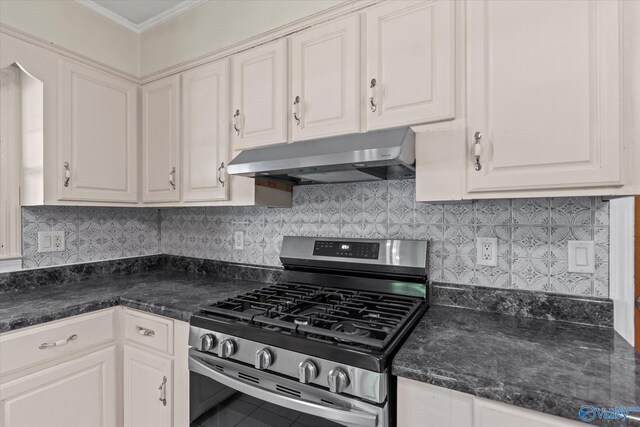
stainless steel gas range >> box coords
[188,236,428,427]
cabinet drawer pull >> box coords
[137,326,155,337]
[158,376,167,406]
[293,96,301,126]
[39,334,77,350]
[169,167,176,190]
[473,131,482,171]
[233,109,241,135]
[369,78,377,112]
[63,162,71,187]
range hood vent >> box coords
[226,127,415,185]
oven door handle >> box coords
[189,356,378,427]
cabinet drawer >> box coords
[0,308,115,376]
[124,309,173,355]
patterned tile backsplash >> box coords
[160,180,610,298]
[19,180,610,298]
[22,207,160,268]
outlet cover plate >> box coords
[476,237,498,267]
[233,231,245,251]
[38,231,65,253]
[568,240,595,273]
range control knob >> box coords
[327,368,349,394]
[298,360,318,384]
[199,334,216,352]
[218,339,236,359]
[255,348,273,370]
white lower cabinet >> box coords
[123,345,173,427]
[0,346,117,427]
[0,307,189,427]
[397,377,583,427]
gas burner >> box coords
[331,321,372,342]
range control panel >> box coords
[313,240,380,259]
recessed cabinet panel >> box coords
[232,39,287,150]
[466,0,622,192]
[124,345,173,427]
[291,14,360,141]
[182,59,229,202]
[142,75,180,203]
[365,0,455,130]
[0,346,117,427]
[58,58,137,202]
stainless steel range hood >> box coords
[226,127,415,185]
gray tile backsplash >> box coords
[160,180,609,298]
[19,180,610,298]
[21,207,160,268]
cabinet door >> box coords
[123,345,173,427]
[365,0,455,130]
[142,75,180,203]
[466,0,622,193]
[231,39,287,150]
[0,346,116,427]
[58,58,138,202]
[291,14,360,141]
[474,397,583,427]
[397,377,472,427]
[181,59,230,202]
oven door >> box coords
[189,350,387,427]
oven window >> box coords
[191,390,344,427]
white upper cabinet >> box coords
[58,58,138,203]
[231,39,287,150]
[466,0,622,193]
[181,59,230,202]
[291,14,360,141]
[365,0,455,130]
[142,75,180,203]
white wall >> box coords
[139,0,345,76]
[0,0,139,76]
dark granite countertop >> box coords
[0,269,265,332]
[392,306,640,426]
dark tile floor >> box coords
[191,393,343,427]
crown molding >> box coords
[2,0,381,83]
[75,0,207,34]
[139,0,381,83]
[0,24,139,82]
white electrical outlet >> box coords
[476,237,498,267]
[233,231,245,251]
[38,231,65,253]
[568,240,595,273]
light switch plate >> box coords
[38,231,65,253]
[476,237,498,267]
[233,231,245,251]
[568,240,595,273]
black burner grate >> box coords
[198,283,423,351]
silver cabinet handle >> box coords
[63,162,71,187]
[137,326,155,337]
[168,167,176,190]
[39,334,77,350]
[233,109,241,136]
[369,79,377,112]
[217,162,226,187]
[293,96,301,126]
[158,376,167,406]
[473,131,482,171]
